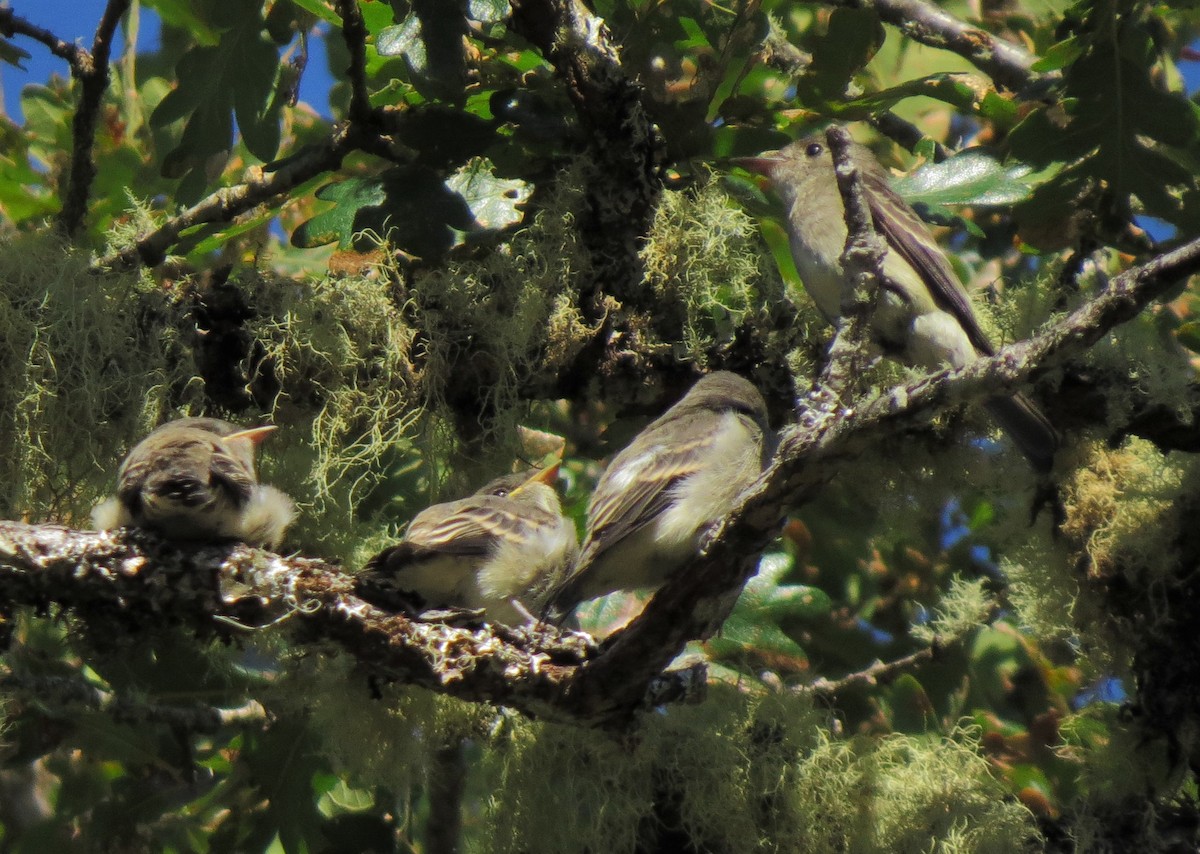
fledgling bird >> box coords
[91,417,296,549]
[356,464,578,626]
[736,130,1058,469]
[544,372,772,625]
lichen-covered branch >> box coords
[819,124,888,394]
[10,238,1200,729]
[0,522,696,726]
[92,124,364,270]
[825,0,1052,92]
[560,236,1200,714]
[59,0,130,237]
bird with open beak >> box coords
[357,464,578,626]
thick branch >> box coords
[59,0,130,237]
[825,0,1052,92]
[561,237,1200,718]
[12,240,1200,728]
[0,523,698,726]
[92,124,363,270]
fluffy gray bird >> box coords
[357,464,578,626]
[91,417,296,549]
[737,131,1058,469]
[545,372,771,624]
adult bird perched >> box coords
[356,464,578,626]
[735,130,1058,469]
[91,417,296,549]
[544,372,772,625]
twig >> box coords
[818,125,888,396]
[760,15,811,76]
[800,643,939,697]
[825,0,1053,93]
[1,671,269,732]
[0,6,81,64]
[334,0,372,124]
[869,113,950,162]
[92,123,362,270]
[60,0,131,237]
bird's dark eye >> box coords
[492,487,511,497]
[805,142,824,158]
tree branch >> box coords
[334,0,372,124]
[825,0,1054,93]
[1,672,269,733]
[59,0,130,237]
[509,0,662,308]
[15,238,1200,729]
[0,522,699,726]
[819,124,888,395]
[557,236,1200,722]
[92,124,363,270]
[800,643,939,698]
[0,6,82,64]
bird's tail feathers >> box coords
[984,394,1059,472]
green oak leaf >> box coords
[293,158,529,256]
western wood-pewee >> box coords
[545,372,772,624]
[737,131,1058,469]
[357,464,578,626]
[91,417,296,548]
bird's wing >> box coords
[863,169,995,356]
[207,439,257,503]
[377,497,559,567]
[576,412,715,563]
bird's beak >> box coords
[729,152,783,177]
[225,425,278,446]
[511,461,561,495]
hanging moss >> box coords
[792,727,1039,854]
[470,687,1038,853]
[0,232,197,523]
[640,172,801,369]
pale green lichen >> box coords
[0,231,196,523]
[1058,438,1186,582]
[793,727,1039,854]
[640,173,799,368]
[911,576,993,644]
[1005,437,1192,669]
[285,653,494,796]
[246,269,423,545]
[470,688,1038,853]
